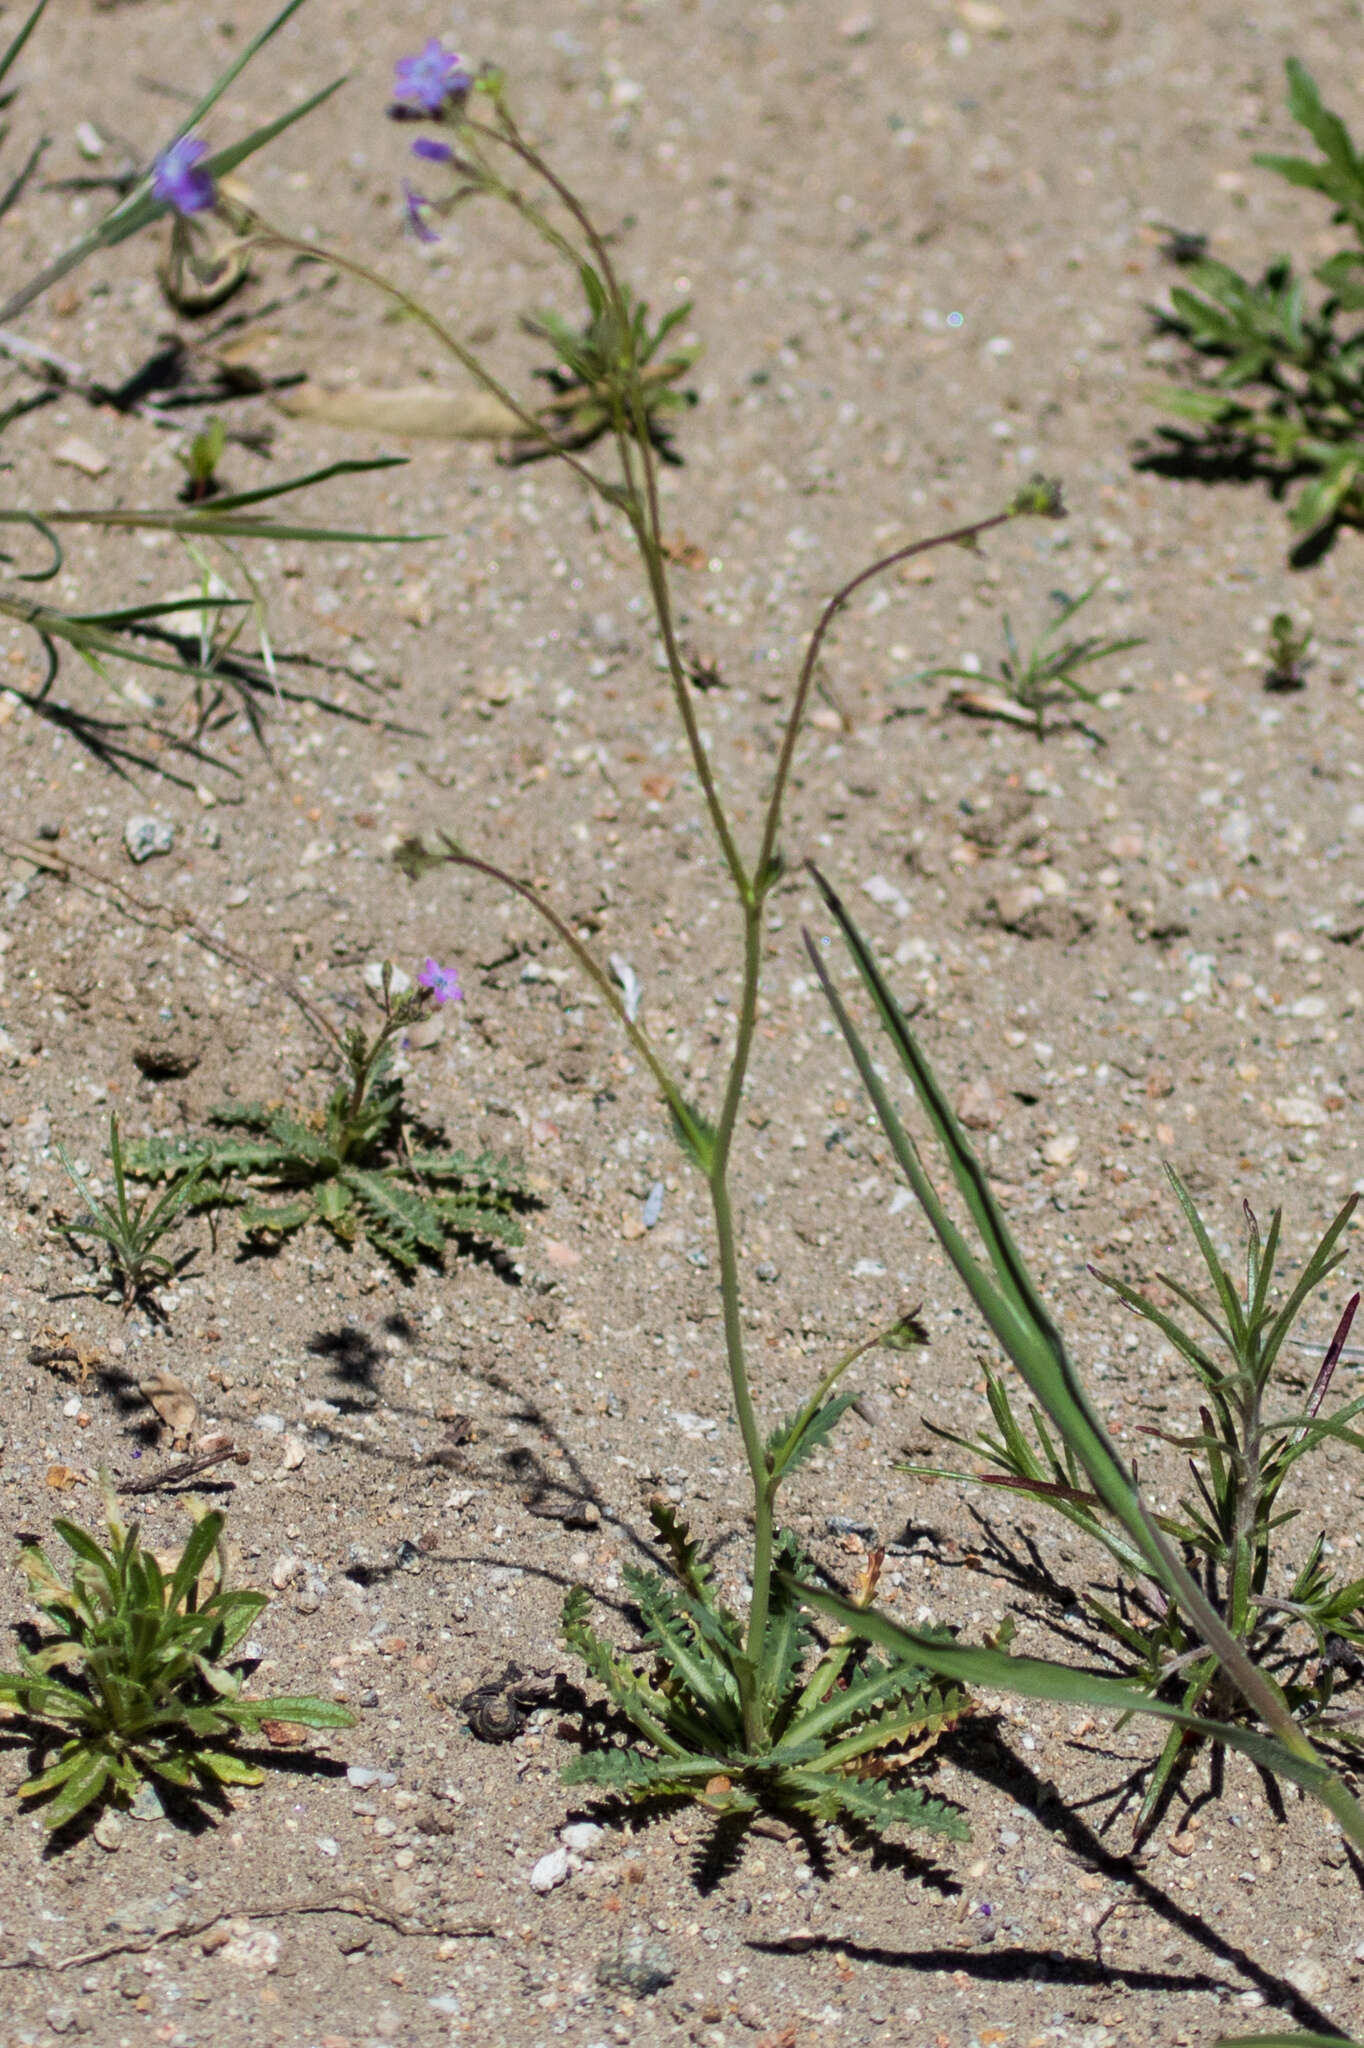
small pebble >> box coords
[1284,1958,1328,2000]
[92,1811,124,1852]
[597,1935,675,1995]
[530,1847,570,1893]
[128,1782,164,1822]
[560,1821,605,1854]
[347,1765,397,1790]
[123,815,175,864]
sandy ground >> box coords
[3,1,1364,2043]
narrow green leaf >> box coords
[0,0,49,93]
[168,1514,223,1612]
[233,1695,355,1729]
[784,1576,1341,1802]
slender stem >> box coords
[426,846,693,1131]
[757,508,1017,891]
[246,228,607,500]
[708,1159,768,1746]
[776,1322,894,1477]
[479,114,752,896]
[465,115,643,512]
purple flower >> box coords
[417,957,463,1005]
[402,180,440,244]
[391,38,471,117]
[412,136,455,163]
[151,135,215,217]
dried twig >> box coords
[118,1440,249,1495]
[0,1891,496,1974]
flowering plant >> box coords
[126,961,526,1273]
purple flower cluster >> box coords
[417,958,463,1006]
[390,37,470,118]
[388,39,471,245]
[152,135,215,217]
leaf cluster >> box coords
[910,1167,1364,1826]
[126,1042,528,1274]
[522,272,698,461]
[1148,60,1364,547]
[0,1484,352,1829]
[560,1502,966,1839]
[803,868,1364,1858]
[56,1112,207,1308]
[910,580,1142,738]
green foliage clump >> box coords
[0,1483,352,1829]
[561,1501,967,1840]
[910,580,1142,739]
[521,280,699,461]
[912,1169,1364,1828]
[56,1112,208,1308]
[126,969,529,1273]
[1147,59,1364,552]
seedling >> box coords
[1265,610,1312,689]
[519,283,698,462]
[56,1112,207,1309]
[562,1471,966,1836]
[0,1481,353,1829]
[799,867,1364,1886]
[176,416,228,502]
[126,961,529,1273]
[910,580,1141,739]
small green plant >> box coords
[176,416,228,503]
[358,44,1067,1843]
[561,1456,966,1835]
[792,866,1364,1910]
[1145,60,1364,554]
[127,960,529,1273]
[0,1481,353,1829]
[518,282,698,462]
[904,1167,1364,1830]
[909,580,1142,739]
[1265,609,1313,690]
[56,1112,208,1309]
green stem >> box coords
[708,1154,768,1747]
[246,228,609,502]
[478,113,754,899]
[424,846,692,1133]
[757,507,1018,891]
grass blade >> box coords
[782,1576,1340,1803]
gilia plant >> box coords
[906,1164,1364,1831]
[1145,59,1364,555]
[334,35,1068,1838]
[0,0,414,775]
[0,1480,352,1829]
[126,961,528,1274]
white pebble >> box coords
[530,1847,570,1893]
[560,1822,605,1854]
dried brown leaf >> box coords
[279,382,521,440]
[138,1369,199,1443]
